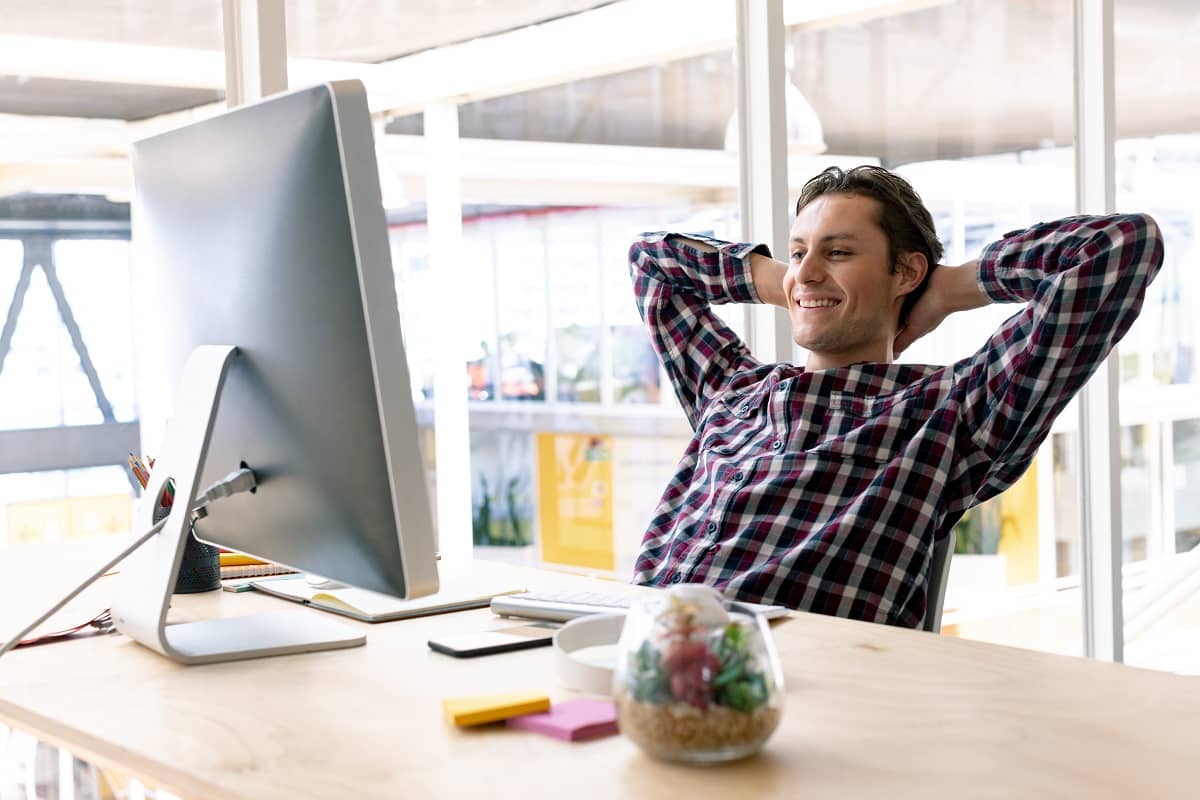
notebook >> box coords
[250,570,526,623]
[218,552,298,580]
[220,563,297,579]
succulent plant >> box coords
[628,592,770,713]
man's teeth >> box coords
[796,298,841,308]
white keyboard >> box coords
[489,590,791,623]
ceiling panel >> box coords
[0,76,221,121]
[0,0,616,62]
[445,0,1200,163]
[0,1,1197,163]
[0,1,615,119]
[0,2,224,51]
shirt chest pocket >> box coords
[805,389,931,465]
[697,386,772,456]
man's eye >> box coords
[829,249,850,257]
[790,251,805,261]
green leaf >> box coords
[719,681,755,712]
[628,640,671,704]
[723,622,746,649]
[714,660,745,687]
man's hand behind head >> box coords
[893,260,989,356]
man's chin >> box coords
[792,329,852,360]
[790,327,827,352]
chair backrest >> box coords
[923,532,955,633]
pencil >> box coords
[134,455,153,487]
[127,454,148,489]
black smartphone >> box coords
[427,623,558,658]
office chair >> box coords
[923,532,955,633]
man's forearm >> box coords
[628,231,765,426]
[749,252,789,308]
[935,260,990,315]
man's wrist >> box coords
[749,252,789,308]
[938,260,990,315]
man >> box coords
[628,165,1163,628]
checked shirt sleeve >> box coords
[628,233,767,429]
[954,213,1164,503]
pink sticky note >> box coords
[506,698,619,741]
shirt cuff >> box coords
[975,235,1027,304]
[732,242,772,305]
[664,232,771,305]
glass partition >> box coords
[1114,0,1200,672]
[782,0,1082,654]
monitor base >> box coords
[112,345,367,665]
[161,611,364,665]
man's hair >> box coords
[794,165,943,328]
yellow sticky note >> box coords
[443,691,551,727]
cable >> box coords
[0,467,258,659]
[191,467,257,519]
[15,609,115,649]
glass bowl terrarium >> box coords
[613,584,784,764]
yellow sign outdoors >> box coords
[6,494,133,545]
[536,433,615,571]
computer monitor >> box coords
[112,81,439,664]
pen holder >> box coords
[151,502,221,594]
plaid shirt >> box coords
[629,214,1164,628]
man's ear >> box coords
[893,251,929,298]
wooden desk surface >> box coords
[0,539,1197,799]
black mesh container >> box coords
[151,503,220,593]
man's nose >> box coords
[796,252,825,283]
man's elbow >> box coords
[1107,212,1165,279]
[1130,212,1165,272]
[1128,211,1161,242]
[628,238,647,268]
[628,232,670,278]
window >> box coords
[1115,0,1200,672]
[0,231,136,547]
[782,0,1081,654]
[2,0,1194,669]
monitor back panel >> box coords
[131,82,437,598]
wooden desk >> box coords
[0,539,1196,799]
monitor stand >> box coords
[111,345,365,665]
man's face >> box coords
[784,193,911,369]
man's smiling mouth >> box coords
[794,297,842,309]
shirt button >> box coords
[670,573,683,584]
[706,521,717,533]
[771,440,782,450]
[707,544,718,553]
[739,404,749,415]
[733,471,745,482]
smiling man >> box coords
[628,165,1164,628]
